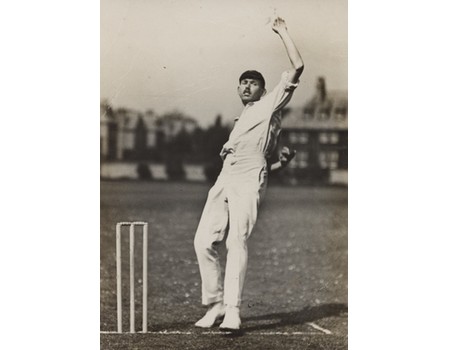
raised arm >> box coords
[272,17,304,83]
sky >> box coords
[101,0,347,127]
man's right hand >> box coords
[272,16,288,34]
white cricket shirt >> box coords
[220,71,299,160]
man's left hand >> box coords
[279,146,296,167]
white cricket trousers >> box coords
[194,153,268,307]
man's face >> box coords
[237,79,265,105]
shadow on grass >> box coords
[242,303,347,333]
[148,303,347,338]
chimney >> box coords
[316,77,327,102]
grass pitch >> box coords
[100,181,347,349]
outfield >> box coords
[100,181,348,349]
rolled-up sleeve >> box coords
[262,71,299,112]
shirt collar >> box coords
[235,102,255,123]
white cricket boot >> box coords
[219,306,241,331]
[195,301,226,328]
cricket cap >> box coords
[239,70,265,89]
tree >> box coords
[203,115,230,182]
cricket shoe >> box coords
[195,302,226,328]
[219,306,241,331]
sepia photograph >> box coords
[4,1,450,350]
[100,0,348,348]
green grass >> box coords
[100,181,347,349]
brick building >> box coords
[277,77,348,185]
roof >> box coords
[282,90,348,130]
[100,101,114,121]
[158,112,198,126]
[115,109,158,130]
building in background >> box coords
[277,77,348,185]
[101,77,348,185]
[114,108,159,160]
[100,100,116,160]
[100,101,198,162]
[156,111,198,142]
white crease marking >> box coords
[306,322,332,335]
[100,330,326,336]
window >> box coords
[123,130,134,149]
[319,132,339,144]
[147,132,157,148]
[319,132,328,144]
[318,106,331,120]
[288,132,309,144]
[335,112,347,121]
[319,151,339,169]
[303,107,314,119]
[289,151,308,169]
[335,106,347,120]
[298,132,309,144]
[298,151,308,168]
[288,132,297,144]
[319,112,330,120]
[330,132,339,144]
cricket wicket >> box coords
[116,221,148,333]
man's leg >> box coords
[194,182,229,327]
[220,175,266,330]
